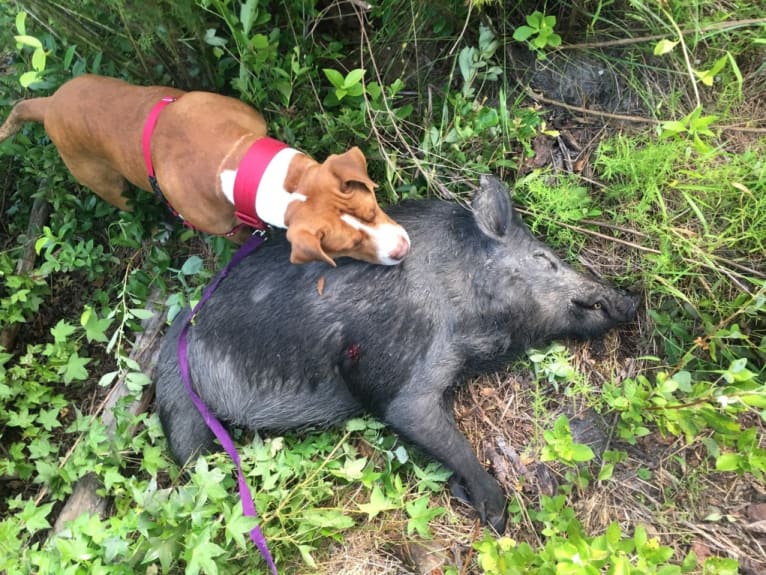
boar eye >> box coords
[572,298,606,313]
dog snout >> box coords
[376,223,411,265]
[388,233,410,262]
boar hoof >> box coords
[450,477,507,532]
[480,498,508,534]
[448,476,472,505]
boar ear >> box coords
[287,226,337,267]
[473,175,512,238]
[330,147,378,193]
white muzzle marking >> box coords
[341,213,411,265]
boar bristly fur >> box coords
[155,175,638,532]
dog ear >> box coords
[330,147,378,193]
[287,226,337,267]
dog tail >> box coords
[0,97,51,143]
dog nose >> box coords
[388,234,410,261]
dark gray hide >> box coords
[155,175,639,532]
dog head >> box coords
[285,147,410,266]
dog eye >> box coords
[593,302,602,310]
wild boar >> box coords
[155,174,639,532]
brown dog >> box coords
[0,74,410,266]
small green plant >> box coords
[603,352,766,480]
[0,255,48,332]
[658,105,719,153]
[473,507,705,574]
[34,226,117,280]
[512,10,562,58]
[323,67,366,106]
[528,343,581,389]
[13,12,48,88]
[541,414,595,466]
[458,24,501,99]
[10,10,92,90]
[199,0,293,107]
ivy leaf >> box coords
[103,536,129,563]
[20,500,53,533]
[357,485,397,519]
[302,508,355,531]
[36,408,61,431]
[142,534,179,572]
[51,320,77,343]
[224,506,258,549]
[187,530,225,575]
[405,495,445,538]
[332,456,367,481]
[63,352,90,384]
[81,306,111,343]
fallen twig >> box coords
[525,88,766,133]
[552,18,766,52]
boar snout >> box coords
[615,290,640,321]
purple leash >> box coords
[176,231,278,574]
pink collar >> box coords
[234,137,290,230]
[142,96,177,178]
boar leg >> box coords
[383,392,508,532]
[155,357,218,465]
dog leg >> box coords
[59,155,132,210]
